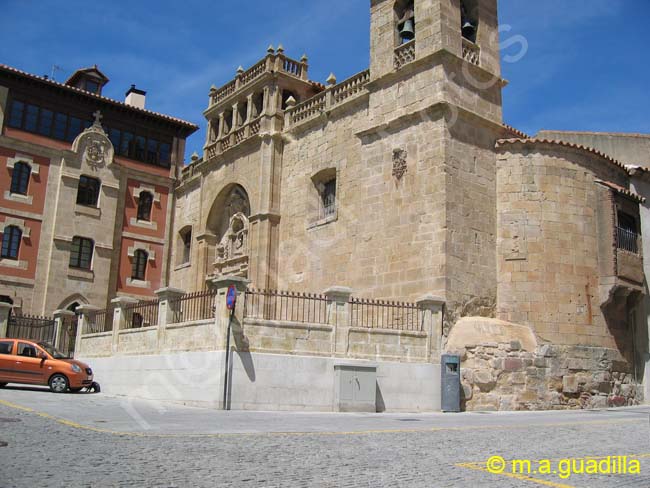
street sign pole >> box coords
[223,285,237,411]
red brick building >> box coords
[0,64,198,315]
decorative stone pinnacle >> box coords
[267,44,275,54]
[236,66,244,75]
[277,44,285,54]
[209,84,217,92]
[326,73,337,86]
[191,152,200,161]
[285,96,297,108]
[301,54,308,63]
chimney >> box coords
[125,84,146,109]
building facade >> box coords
[166,0,648,410]
[0,64,198,315]
[2,0,648,412]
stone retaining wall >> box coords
[459,341,641,411]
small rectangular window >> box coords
[108,128,121,151]
[69,237,94,270]
[8,101,24,128]
[24,104,39,132]
[147,139,159,164]
[85,80,99,93]
[53,113,67,140]
[67,117,82,142]
[159,143,171,166]
[135,136,146,160]
[121,132,134,157]
[38,109,53,136]
[76,176,101,207]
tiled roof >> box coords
[0,63,198,131]
[595,179,646,203]
[495,138,629,173]
[502,124,529,139]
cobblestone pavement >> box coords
[1,387,650,487]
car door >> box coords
[14,342,46,385]
[0,340,16,383]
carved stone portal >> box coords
[214,212,249,277]
[392,148,407,180]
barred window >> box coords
[1,225,22,260]
[179,227,192,264]
[321,179,337,218]
[10,162,31,195]
[69,237,94,270]
[131,250,148,281]
[76,176,100,207]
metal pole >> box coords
[223,307,234,410]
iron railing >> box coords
[7,314,56,343]
[617,226,639,254]
[243,289,331,324]
[123,299,159,329]
[85,307,114,334]
[168,290,216,325]
[348,298,424,331]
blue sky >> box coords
[2,1,648,159]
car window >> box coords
[17,342,37,358]
[0,341,13,355]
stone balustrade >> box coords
[204,115,264,160]
[394,40,416,70]
[210,50,309,107]
[285,69,371,128]
[462,38,481,66]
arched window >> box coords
[137,191,153,221]
[76,176,101,207]
[1,225,22,260]
[10,162,31,195]
[395,0,415,45]
[131,250,148,281]
[179,227,192,264]
[69,237,94,270]
[461,0,479,43]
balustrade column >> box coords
[0,302,11,338]
[416,295,445,363]
[111,297,138,354]
[74,305,99,357]
[324,286,352,356]
[52,309,75,351]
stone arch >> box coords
[206,184,252,278]
[206,184,251,241]
[58,294,88,313]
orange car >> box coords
[0,338,94,393]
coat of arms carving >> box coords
[392,148,408,180]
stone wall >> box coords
[459,341,640,411]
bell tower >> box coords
[368,0,502,124]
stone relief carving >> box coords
[392,148,407,180]
[214,212,250,277]
[72,110,114,169]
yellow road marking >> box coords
[0,398,643,439]
[456,453,650,488]
[456,461,577,488]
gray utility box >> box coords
[334,363,377,412]
[441,354,461,412]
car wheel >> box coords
[49,374,69,393]
[0,383,6,388]
[69,387,83,393]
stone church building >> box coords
[2,0,648,411]
[163,0,648,410]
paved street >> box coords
[1,387,650,487]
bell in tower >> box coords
[396,0,415,45]
[461,1,478,43]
